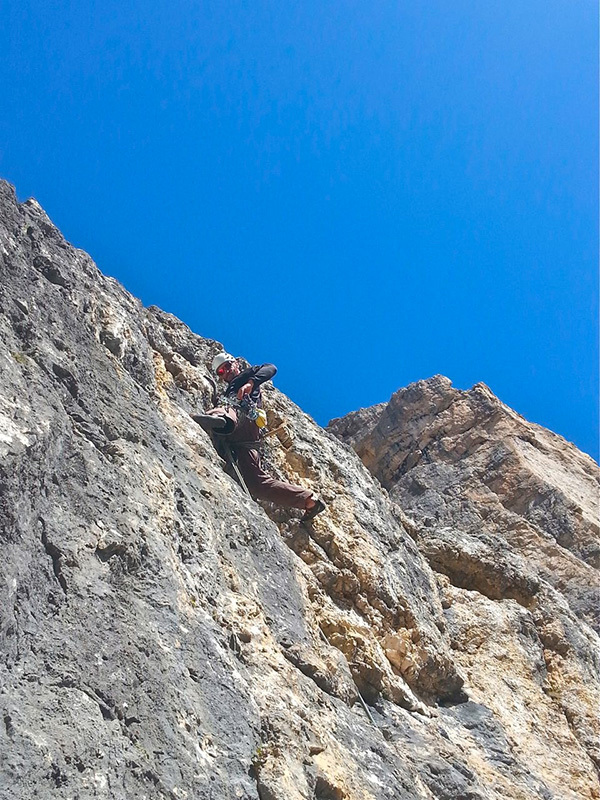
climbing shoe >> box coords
[302,498,326,521]
[192,413,228,431]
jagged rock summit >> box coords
[0,179,598,800]
[329,378,600,791]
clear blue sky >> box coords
[1,1,598,460]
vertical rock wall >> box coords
[1,180,598,799]
[330,376,600,799]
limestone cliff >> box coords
[330,377,600,800]
[0,180,598,800]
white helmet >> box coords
[211,352,235,373]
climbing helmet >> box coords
[212,352,235,375]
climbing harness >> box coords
[203,393,292,497]
[221,394,267,429]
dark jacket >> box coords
[224,364,277,406]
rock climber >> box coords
[192,352,326,520]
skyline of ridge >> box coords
[1,1,597,460]
[3,176,598,464]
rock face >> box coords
[0,180,598,800]
[330,376,600,800]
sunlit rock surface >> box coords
[330,376,600,800]
[1,179,598,799]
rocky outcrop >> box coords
[1,180,598,799]
[330,375,600,799]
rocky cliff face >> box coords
[0,180,598,800]
[330,377,600,800]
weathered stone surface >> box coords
[330,375,600,798]
[1,179,598,799]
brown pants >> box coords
[209,407,312,509]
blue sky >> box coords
[1,1,598,460]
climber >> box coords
[192,352,326,520]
